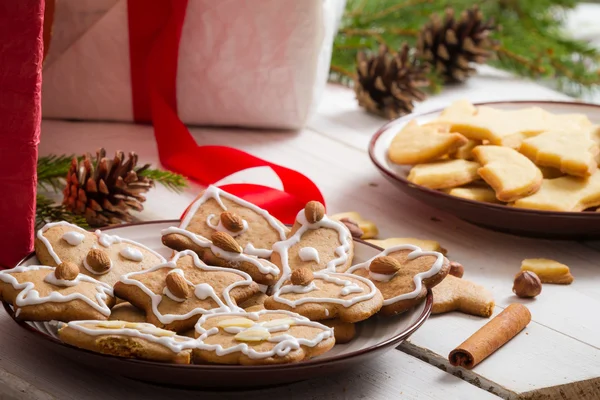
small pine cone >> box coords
[354,43,429,119]
[62,148,154,227]
[417,5,496,82]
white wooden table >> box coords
[9,15,600,394]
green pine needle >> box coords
[37,154,75,193]
[35,194,89,230]
[136,167,188,193]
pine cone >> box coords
[355,44,429,119]
[62,149,154,227]
[417,5,496,82]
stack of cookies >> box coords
[0,186,450,366]
[389,100,600,212]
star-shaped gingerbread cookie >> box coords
[431,275,495,317]
[114,250,260,332]
[193,309,335,365]
[0,262,115,321]
[35,221,166,286]
[264,268,383,323]
[271,201,354,291]
[161,185,289,259]
[348,244,449,316]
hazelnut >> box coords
[512,271,542,298]
[304,201,325,224]
[449,261,464,278]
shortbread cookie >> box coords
[348,245,450,316]
[0,262,115,322]
[162,185,288,259]
[239,292,269,312]
[265,268,383,323]
[435,100,592,148]
[473,145,542,202]
[321,319,356,344]
[331,211,378,239]
[192,310,335,365]
[271,202,354,291]
[432,275,494,317]
[449,139,480,160]
[521,258,574,284]
[59,320,196,364]
[539,166,565,179]
[35,221,165,286]
[366,238,447,255]
[388,120,468,165]
[444,185,501,203]
[162,229,280,285]
[407,159,480,190]
[114,250,259,332]
[109,302,146,322]
[512,170,600,211]
[519,130,599,177]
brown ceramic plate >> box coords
[369,100,600,239]
[4,220,432,389]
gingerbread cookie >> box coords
[432,275,495,317]
[162,185,288,259]
[321,319,356,344]
[114,250,259,332]
[367,238,448,255]
[348,245,449,316]
[192,310,335,365]
[35,221,166,286]
[0,262,115,322]
[59,320,196,364]
[239,292,269,312]
[162,229,280,286]
[109,302,146,322]
[271,202,354,291]
[264,268,383,323]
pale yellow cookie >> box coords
[473,145,542,202]
[449,139,480,160]
[388,120,468,165]
[539,166,565,179]
[407,159,480,190]
[519,130,599,177]
[436,100,592,148]
[512,170,600,211]
[431,275,495,318]
[444,185,501,203]
[366,238,447,255]
[331,211,378,239]
[109,302,146,322]
[521,258,574,284]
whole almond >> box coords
[166,272,191,299]
[304,201,325,224]
[291,268,314,286]
[86,249,112,274]
[369,256,401,275]
[339,217,364,239]
[449,261,464,278]
[220,212,245,232]
[211,231,242,253]
[55,261,79,280]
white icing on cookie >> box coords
[244,243,273,258]
[272,272,376,308]
[119,246,143,262]
[118,250,254,325]
[36,222,165,266]
[206,214,249,237]
[298,247,320,263]
[178,185,287,256]
[65,321,199,353]
[0,265,113,316]
[347,244,445,306]
[160,228,280,277]
[194,310,333,360]
[62,231,85,246]
[272,210,352,291]
[368,271,394,282]
[43,271,79,287]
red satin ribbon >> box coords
[127,0,324,223]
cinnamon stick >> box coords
[449,303,531,369]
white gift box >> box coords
[42,0,344,130]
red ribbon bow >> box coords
[127,0,324,223]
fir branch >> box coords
[36,194,89,230]
[136,167,188,193]
[37,154,74,192]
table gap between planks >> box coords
[14,70,600,399]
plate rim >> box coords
[368,99,600,219]
[6,220,433,372]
